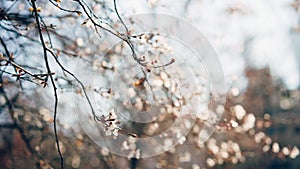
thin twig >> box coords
[0,56,50,81]
[39,16,53,48]
[113,0,129,34]
[49,0,82,15]
[46,48,97,118]
[0,36,24,88]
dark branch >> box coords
[30,0,64,168]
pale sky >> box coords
[118,0,300,89]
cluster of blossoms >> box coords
[206,139,245,167]
[121,136,141,159]
[103,109,120,136]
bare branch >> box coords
[30,0,64,168]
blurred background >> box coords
[0,0,299,169]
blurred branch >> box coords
[0,79,42,169]
[0,123,16,128]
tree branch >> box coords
[30,0,64,168]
